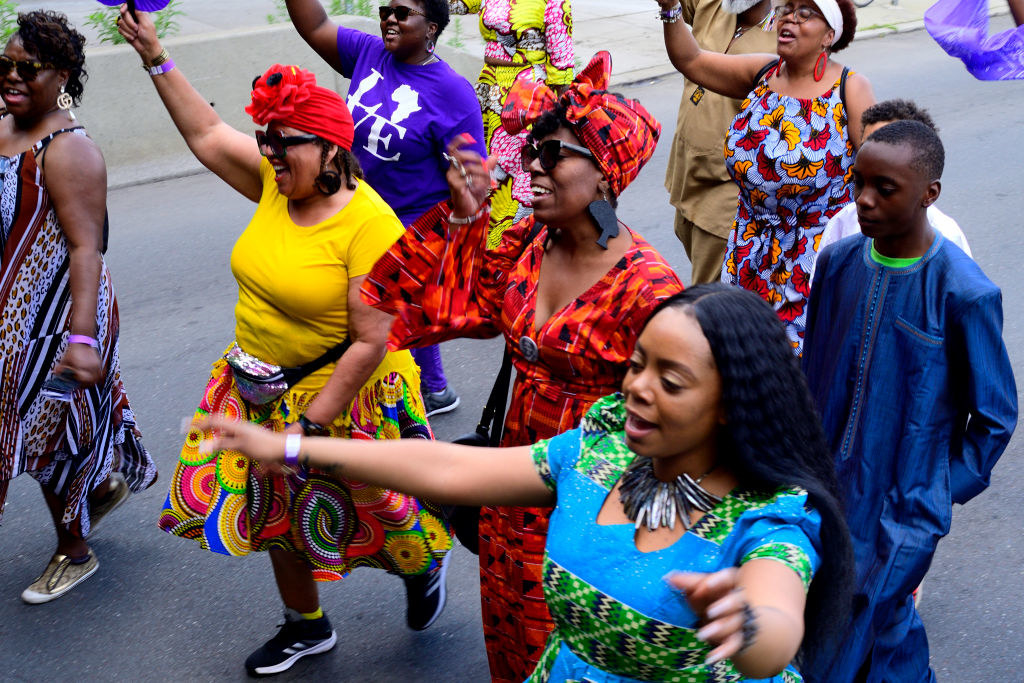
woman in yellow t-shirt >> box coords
[119,11,452,677]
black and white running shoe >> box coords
[403,553,450,631]
[245,610,337,677]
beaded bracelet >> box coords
[448,208,486,225]
[659,3,683,23]
[142,48,170,70]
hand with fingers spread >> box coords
[198,415,290,474]
[665,557,810,679]
[667,569,756,665]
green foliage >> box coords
[0,0,18,46]
[446,17,465,49]
[268,0,376,24]
[85,0,186,45]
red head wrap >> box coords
[246,64,355,151]
[500,52,661,197]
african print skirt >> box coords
[476,62,539,249]
[157,359,452,580]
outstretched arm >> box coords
[285,0,345,73]
[655,0,776,99]
[201,415,556,508]
[118,8,262,201]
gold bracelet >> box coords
[142,48,169,70]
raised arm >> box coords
[201,414,556,508]
[117,8,262,201]
[1010,0,1024,26]
[655,0,777,99]
[285,0,345,73]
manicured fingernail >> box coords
[462,133,476,143]
[706,603,726,619]
[696,625,715,642]
[662,571,683,582]
[704,651,725,665]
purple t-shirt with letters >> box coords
[336,27,486,225]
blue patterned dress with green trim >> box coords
[527,394,820,683]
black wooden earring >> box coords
[588,193,619,249]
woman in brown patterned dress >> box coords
[0,11,156,604]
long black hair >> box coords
[643,283,853,670]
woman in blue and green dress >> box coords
[199,283,854,682]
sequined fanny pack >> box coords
[223,338,350,405]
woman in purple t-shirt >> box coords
[284,0,487,420]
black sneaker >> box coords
[423,386,460,417]
[403,553,449,631]
[245,609,337,677]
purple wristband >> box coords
[148,58,176,76]
[68,334,99,349]
[284,433,301,467]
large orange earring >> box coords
[813,51,828,82]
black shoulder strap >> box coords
[281,337,352,386]
[753,59,779,88]
[839,66,850,110]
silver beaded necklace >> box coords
[618,457,722,532]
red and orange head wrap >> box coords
[500,51,661,197]
[246,64,355,151]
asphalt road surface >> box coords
[1,21,1022,682]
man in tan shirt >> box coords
[664,0,776,284]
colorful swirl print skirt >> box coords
[157,359,451,580]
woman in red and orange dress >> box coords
[363,52,682,683]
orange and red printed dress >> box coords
[363,202,682,682]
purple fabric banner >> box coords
[95,0,172,10]
[925,0,1024,80]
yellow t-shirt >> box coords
[230,159,416,392]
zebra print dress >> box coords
[0,126,156,537]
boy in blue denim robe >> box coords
[801,121,1017,682]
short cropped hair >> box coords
[866,119,945,180]
[418,0,450,38]
[862,99,938,132]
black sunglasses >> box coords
[255,130,319,159]
[521,139,594,173]
[378,5,427,21]
[0,55,56,82]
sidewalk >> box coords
[28,0,1010,186]
[26,0,1014,87]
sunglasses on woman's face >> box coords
[378,5,426,21]
[255,130,319,159]
[521,139,595,173]
[0,55,56,82]
[773,3,825,23]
